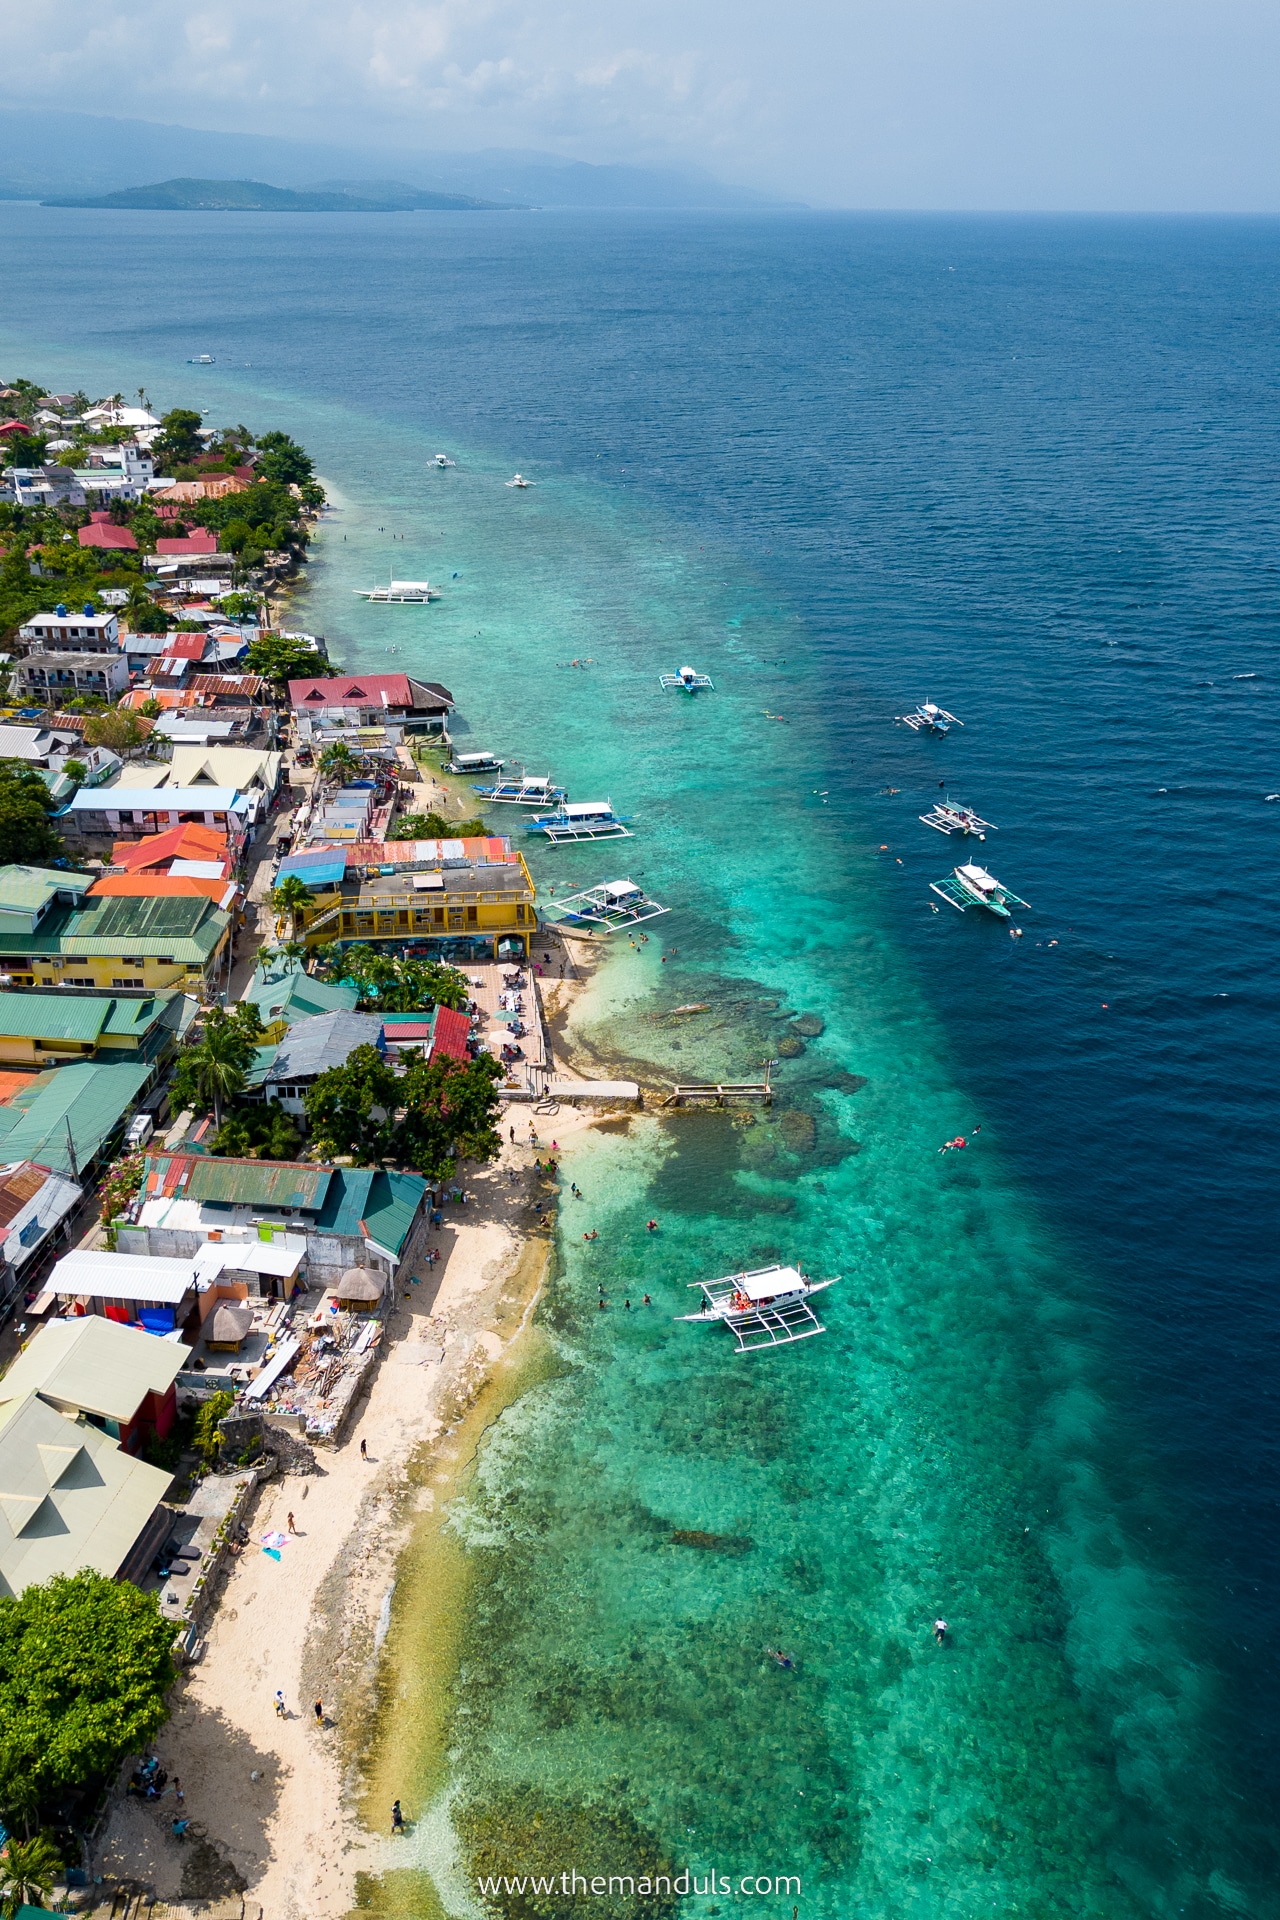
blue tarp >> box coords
[278,854,345,886]
[138,1307,176,1333]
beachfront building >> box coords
[280,836,537,962]
[42,1248,199,1333]
[0,987,189,1067]
[118,1154,430,1293]
[288,670,453,742]
[0,1388,173,1597]
[241,952,360,1035]
[244,1010,386,1119]
[0,876,232,996]
[0,1314,187,1455]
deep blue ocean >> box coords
[4,206,1278,1916]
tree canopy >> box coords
[0,1570,176,1820]
[151,407,204,470]
[170,1002,265,1126]
[244,632,322,685]
[0,761,63,866]
[304,1045,503,1180]
[254,431,314,488]
[321,943,469,1013]
[82,709,145,757]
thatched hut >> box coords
[206,1302,256,1352]
[335,1266,386,1311]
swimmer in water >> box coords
[765,1647,795,1670]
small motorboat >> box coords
[678,1264,840,1353]
[919,800,995,839]
[899,700,962,735]
[930,863,1028,918]
[506,473,534,488]
[433,453,455,467]
[473,774,566,806]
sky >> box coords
[7,0,1280,208]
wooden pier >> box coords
[664,1065,772,1108]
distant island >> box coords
[42,176,514,212]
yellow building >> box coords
[293,850,538,960]
[0,868,230,997]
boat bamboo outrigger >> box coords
[677,1264,839,1354]
[540,877,668,932]
[899,700,962,734]
[526,800,632,844]
[472,774,567,806]
[930,863,1028,917]
[354,579,438,603]
[659,666,714,692]
[919,800,995,839]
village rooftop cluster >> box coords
[0,377,563,1907]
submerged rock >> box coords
[793,1012,825,1036]
[776,1034,805,1057]
[778,1109,817,1153]
[669,1528,753,1555]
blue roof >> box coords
[362,1170,428,1256]
[278,852,345,886]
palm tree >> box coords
[0,1834,63,1912]
[186,1018,252,1129]
[318,741,359,781]
[270,875,315,938]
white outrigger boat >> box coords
[660,665,714,692]
[433,453,455,467]
[540,877,668,933]
[930,863,1028,918]
[445,751,504,775]
[526,799,632,844]
[919,799,995,839]
[472,773,566,806]
[678,1264,839,1354]
[899,700,962,735]
[354,579,437,603]
[506,473,534,488]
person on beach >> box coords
[360,1439,368,1460]
[174,1778,184,1805]
[275,1691,287,1717]
[392,1801,405,1834]
[314,1699,324,1723]
[934,1619,948,1645]
[287,1512,296,1533]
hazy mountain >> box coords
[43,176,507,212]
[0,107,792,209]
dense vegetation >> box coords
[0,1570,176,1829]
[305,1044,504,1180]
[0,379,324,643]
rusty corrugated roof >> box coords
[181,1157,333,1211]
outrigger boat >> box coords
[445,751,504,774]
[506,473,534,488]
[472,774,567,806]
[433,453,455,467]
[526,799,632,843]
[659,665,714,692]
[678,1264,839,1354]
[919,799,995,839]
[930,862,1028,917]
[540,877,668,932]
[899,700,962,735]
[354,579,437,603]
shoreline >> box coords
[90,952,611,1919]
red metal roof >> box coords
[78,522,138,550]
[430,1006,472,1065]
[162,634,209,659]
[156,532,218,555]
[287,672,413,707]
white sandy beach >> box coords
[92,957,618,1919]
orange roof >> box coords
[90,874,237,907]
[0,1070,38,1107]
[119,688,200,712]
[111,822,231,871]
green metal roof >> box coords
[244,1042,281,1089]
[103,994,167,1037]
[314,1166,375,1237]
[361,1169,428,1256]
[243,958,359,1028]
[0,897,227,966]
[182,1158,333,1211]
[0,1060,149,1173]
[0,866,93,913]
[72,895,216,940]
[0,991,111,1042]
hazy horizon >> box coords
[5,0,1280,210]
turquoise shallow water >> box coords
[3,207,1278,1917]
